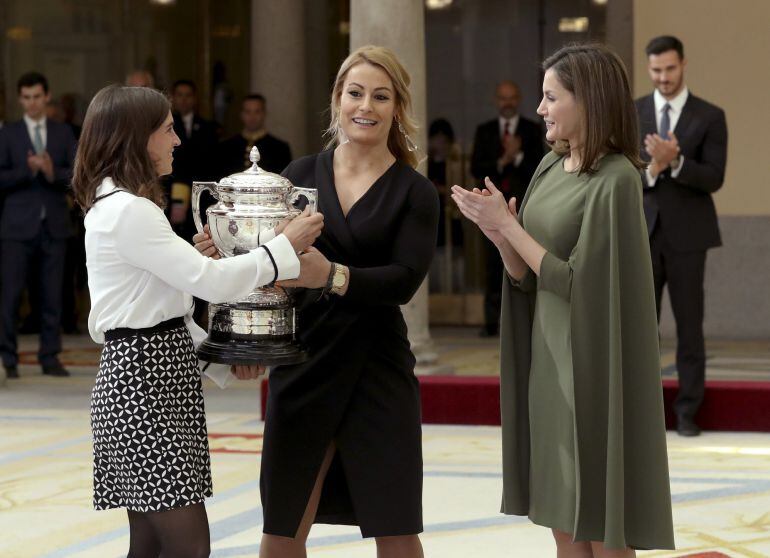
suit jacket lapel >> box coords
[673,95,695,145]
[639,95,657,137]
[45,121,56,155]
[18,121,35,154]
[490,121,502,152]
[513,118,526,138]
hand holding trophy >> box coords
[191,147,319,366]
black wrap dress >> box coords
[260,149,440,538]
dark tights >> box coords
[126,502,210,558]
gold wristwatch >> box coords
[331,264,347,295]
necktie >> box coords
[500,122,511,194]
[501,122,510,151]
[33,124,44,154]
[659,103,671,138]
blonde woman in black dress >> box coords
[72,85,322,558]
[195,45,439,558]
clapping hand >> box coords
[451,177,518,245]
[477,190,518,247]
[645,131,680,174]
[27,150,54,181]
[501,134,522,164]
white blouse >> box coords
[84,178,300,384]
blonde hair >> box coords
[324,45,419,168]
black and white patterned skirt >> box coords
[90,317,212,512]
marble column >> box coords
[250,0,307,156]
[350,1,444,371]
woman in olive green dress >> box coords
[452,44,675,556]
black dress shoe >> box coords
[42,364,71,377]
[5,366,19,379]
[677,416,701,437]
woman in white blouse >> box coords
[71,84,323,558]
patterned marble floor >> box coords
[1,331,770,557]
[427,328,770,381]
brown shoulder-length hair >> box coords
[543,43,645,175]
[324,45,419,169]
[72,85,170,211]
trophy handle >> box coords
[286,187,318,215]
[192,181,219,234]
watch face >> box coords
[333,270,345,287]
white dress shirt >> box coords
[23,114,47,150]
[181,112,194,138]
[645,86,689,187]
[85,178,300,386]
[497,114,524,171]
[24,114,48,218]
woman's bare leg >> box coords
[552,529,593,558]
[259,444,335,558]
[590,541,635,558]
[375,534,423,558]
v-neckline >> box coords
[327,149,398,220]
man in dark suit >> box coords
[471,80,544,336]
[218,94,292,176]
[0,72,77,378]
[168,79,219,241]
[636,36,728,437]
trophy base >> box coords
[197,337,308,366]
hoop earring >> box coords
[396,119,418,152]
[337,122,349,145]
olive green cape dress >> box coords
[499,150,675,550]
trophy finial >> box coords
[249,146,261,167]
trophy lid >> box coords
[218,146,293,193]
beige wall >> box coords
[633,0,770,216]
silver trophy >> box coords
[192,147,317,366]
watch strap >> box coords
[322,262,336,297]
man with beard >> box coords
[471,80,544,337]
[636,35,728,437]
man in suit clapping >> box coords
[636,36,728,437]
[471,80,544,337]
[0,72,77,379]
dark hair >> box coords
[17,72,49,94]
[72,85,170,212]
[172,79,196,93]
[645,35,684,60]
[429,118,455,143]
[542,43,645,175]
[243,93,266,106]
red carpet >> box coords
[261,376,770,432]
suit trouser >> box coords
[0,224,66,368]
[650,226,706,419]
[483,237,503,332]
